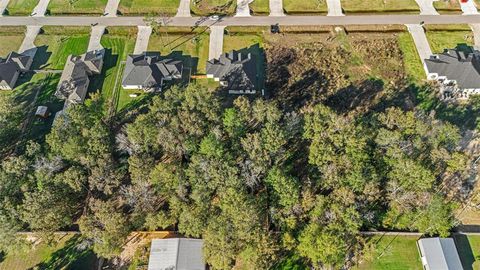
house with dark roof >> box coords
[122,52,183,92]
[0,52,33,90]
[425,49,480,99]
[417,237,463,270]
[147,238,205,270]
[55,49,104,107]
[206,50,258,95]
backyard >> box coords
[353,235,422,270]
[118,0,180,15]
[341,0,419,13]
[190,0,236,16]
[283,0,327,14]
[0,233,97,270]
[47,0,108,15]
[6,0,38,15]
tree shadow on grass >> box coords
[88,48,118,99]
[32,235,97,270]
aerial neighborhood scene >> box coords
[1,0,480,269]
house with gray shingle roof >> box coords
[147,238,205,270]
[417,237,463,270]
[425,49,480,99]
[55,49,104,108]
[0,51,33,90]
[206,50,257,95]
[122,52,183,92]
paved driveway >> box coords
[236,0,252,16]
[31,0,49,16]
[0,0,9,16]
[19,25,41,55]
[209,26,225,60]
[103,0,120,16]
[176,0,191,17]
[133,26,152,54]
[327,0,344,16]
[269,0,284,16]
[470,24,480,49]
[415,0,439,15]
[461,0,478,14]
[406,24,432,74]
[87,26,106,51]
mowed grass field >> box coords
[353,235,422,270]
[0,34,24,56]
[250,0,269,14]
[118,0,180,15]
[6,0,38,15]
[425,29,474,53]
[433,0,462,14]
[283,0,327,14]
[34,34,89,69]
[190,0,236,16]
[0,234,96,270]
[47,0,108,15]
[341,0,419,13]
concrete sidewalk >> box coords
[269,0,284,16]
[415,0,439,15]
[406,24,432,75]
[470,24,480,49]
[236,0,252,17]
[19,25,41,57]
[31,0,50,16]
[0,0,9,16]
[133,26,152,54]
[176,0,191,17]
[209,26,225,60]
[103,0,120,17]
[327,0,344,16]
[87,25,106,51]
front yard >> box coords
[190,0,236,16]
[6,0,38,15]
[47,0,108,15]
[341,0,420,14]
[425,25,474,53]
[283,0,327,14]
[118,0,180,15]
[0,27,25,56]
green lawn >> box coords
[0,234,96,270]
[433,0,462,14]
[425,30,474,53]
[0,34,24,56]
[398,32,425,83]
[190,0,236,16]
[283,0,327,14]
[33,34,90,70]
[118,0,180,15]
[89,33,135,114]
[6,0,38,15]
[47,0,108,15]
[353,235,422,270]
[341,0,419,13]
[250,0,269,14]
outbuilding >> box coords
[417,237,463,270]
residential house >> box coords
[0,51,33,90]
[206,50,258,94]
[122,52,183,92]
[55,49,104,108]
[425,48,480,99]
[147,238,205,270]
[417,237,463,270]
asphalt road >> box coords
[1,14,480,27]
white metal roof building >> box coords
[147,238,205,270]
[417,237,464,270]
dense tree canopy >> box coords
[0,81,477,269]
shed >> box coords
[35,106,49,118]
[147,238,205,270]
[417,237,464,270]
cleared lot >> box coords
[118,0,180,15]
[341,0,419,14]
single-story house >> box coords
[417,237,463,270]
[122,52,183,92]
[425,49,480,99]
[0,51,33,90]
[55,49,104,108]
[147,238,205,270]
[206,50,257,95]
